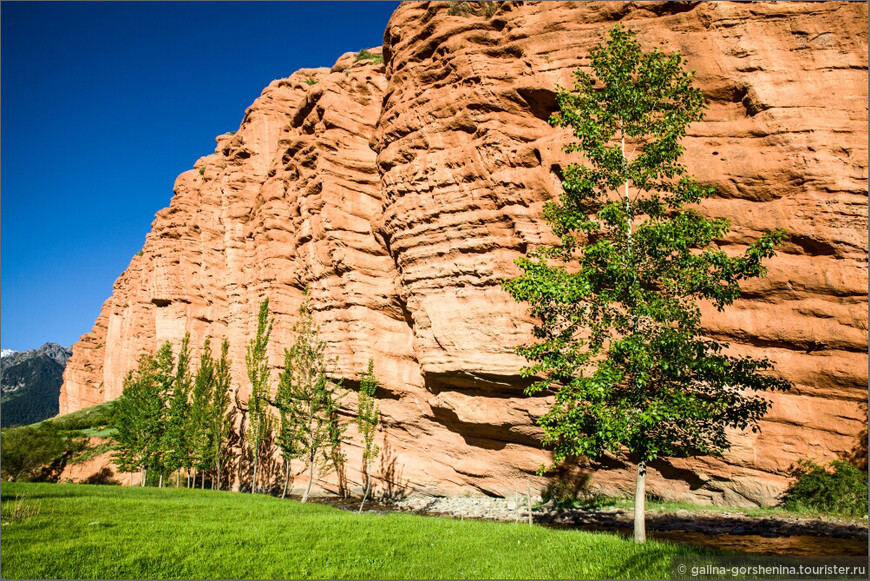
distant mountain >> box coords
[1,349,18,358]
[1,343,72,427]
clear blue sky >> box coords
[1,1,399,351]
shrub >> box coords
[225,131,236,136]
[199,168,205,176]
[354,49,384,65]
[136,250,144,257]
[303,77,319,86]
[448,1,498,18]
[71,441,113,466]
[0,424,85,481]
[783,459,868,517]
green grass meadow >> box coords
[1,482,711,579]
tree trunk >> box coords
[252,451,258,494]
[358,466,370,513]
[202,472,205,489]
[159,473,163,488]
[141,467,145,487]
[216,459,221,491]
[634,460,647,543]
[526,478,533,526]
[176,471,180,488]
[302,452,314,503]
[282,459,291,499]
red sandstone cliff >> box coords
[60,1,868,505]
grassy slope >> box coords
[1,482,712,579]
[35,399,119,437]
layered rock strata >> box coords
[61,1,868,505]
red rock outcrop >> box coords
[61,1,868,505]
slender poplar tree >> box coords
[276,357,302,499]
[356,358,380,512]
[279,288,345,503]
[111,358,155,485]
[164,333,192,487]
[151,341,176,487]
[503,25,791,543]
[246,298,274,494]
[190,337,216,488]
[210,339,233,490]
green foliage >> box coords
[303,77,319,86]
[447,1,499,18]
[71,441,113,466]
[208,339,233,489]
[276,288,346,501]
[136,250,144,256]
[163,334,192,476]
[1,482,712,579]
[783,460,868,517]
[246,298,274,492]
[225,130,237,135]
[109,337,235,488]
[354,49,384,65]
[110,353,164,478]
[198,168,205,176]
[356,358,380,508]
[503,25,791,470]
[188,337,215,473]
[0,424,85,481]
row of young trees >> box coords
[111,289,381,508]
[114,24,793,544]
[112,335,232,489]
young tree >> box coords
[503,25,792,543]
[189,337,216,488]
[1,424,83,482]
[278,288,346,503]
[275,363,302,499]
[246,298,274,494]
[209,339,233,490]
[164,333,192,487]
[111,364,153,485]
[356,358,381,512]
[325,404,348,499]
[149,342,176,487]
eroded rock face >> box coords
[60,1,868,505]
